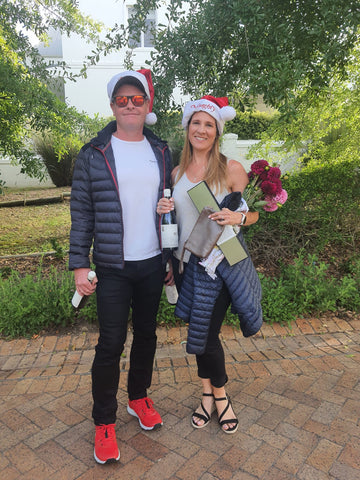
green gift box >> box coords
[187,181,248,265]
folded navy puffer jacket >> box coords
[175,231,263,355]
[69,120,172,270]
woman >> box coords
[157,96,262,434]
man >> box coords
[69,69,172,464]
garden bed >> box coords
[0,186,71,204]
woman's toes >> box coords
[193,416,204,427]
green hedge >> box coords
[225,111,279,139]
[1,251,359,338]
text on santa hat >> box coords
[191,102,216,113]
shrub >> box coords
[225,111,279,139]
[247,157,360,267]
[34,134,81,187]
[0,250,359,338]
[0,175,5,195]
[0,266,77,337]
[337,257,360,311]
[224,250,360,329]
[157,290,178,326]
[255,252,360,327]
[0,265,177,338]
[33,116,110,187]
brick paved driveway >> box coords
[1,316,359,479]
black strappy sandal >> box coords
[214,395,239,434]
[191,393,214,429]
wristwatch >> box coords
[239,212,247,226]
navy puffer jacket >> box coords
[69,120,172,270]
[175,231,263,355]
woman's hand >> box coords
[208,208,243,226]
[165,261,175,286]
[208,208,259,226]
[156,196,174,215]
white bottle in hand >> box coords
[71,271,96,309]
[164,264,178,305]
[165,284,178,304]
[161,189,178,250]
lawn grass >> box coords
[0,202,70,256]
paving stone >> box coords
[306,438,343,472]
[242,443,281,477]
[0,317,359,479]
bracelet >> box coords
[239,212,247,226]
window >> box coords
[128,7,156,48]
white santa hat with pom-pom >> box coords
[107,69,157,125]
[182,95,236,135]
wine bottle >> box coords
[71,271,96,309]
[160,188,178,250]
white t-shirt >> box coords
[111,135,161,260]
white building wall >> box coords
[0,159,53,188]
[58,0,186,116]
[221,134,300,173]
[221,135,260,171]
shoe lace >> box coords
[136,397,154,414]
[97,424,116,446]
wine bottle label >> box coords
[161,224,178,248]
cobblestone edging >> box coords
[0,192,71,208]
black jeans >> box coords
[172,256,231,388]
[92,255,165,425]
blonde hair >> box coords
[176,120,228,195]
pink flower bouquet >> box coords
[243,159,288,212]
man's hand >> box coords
[165,261,175,286]
[74,268,98,296]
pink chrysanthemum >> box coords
[263,202,279,212]
[275,189,288,204]
[263,189,288,212]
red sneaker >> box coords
[127,397,163,430]
[94,424,120,464]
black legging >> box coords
[172,255,231,388]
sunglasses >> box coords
[112,95,147,107]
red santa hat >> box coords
[182,95,236,135]
[107,69,157,125]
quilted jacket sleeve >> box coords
[69,145,95,270]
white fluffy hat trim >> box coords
[182,96,236,135]
[145,112,157,125]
